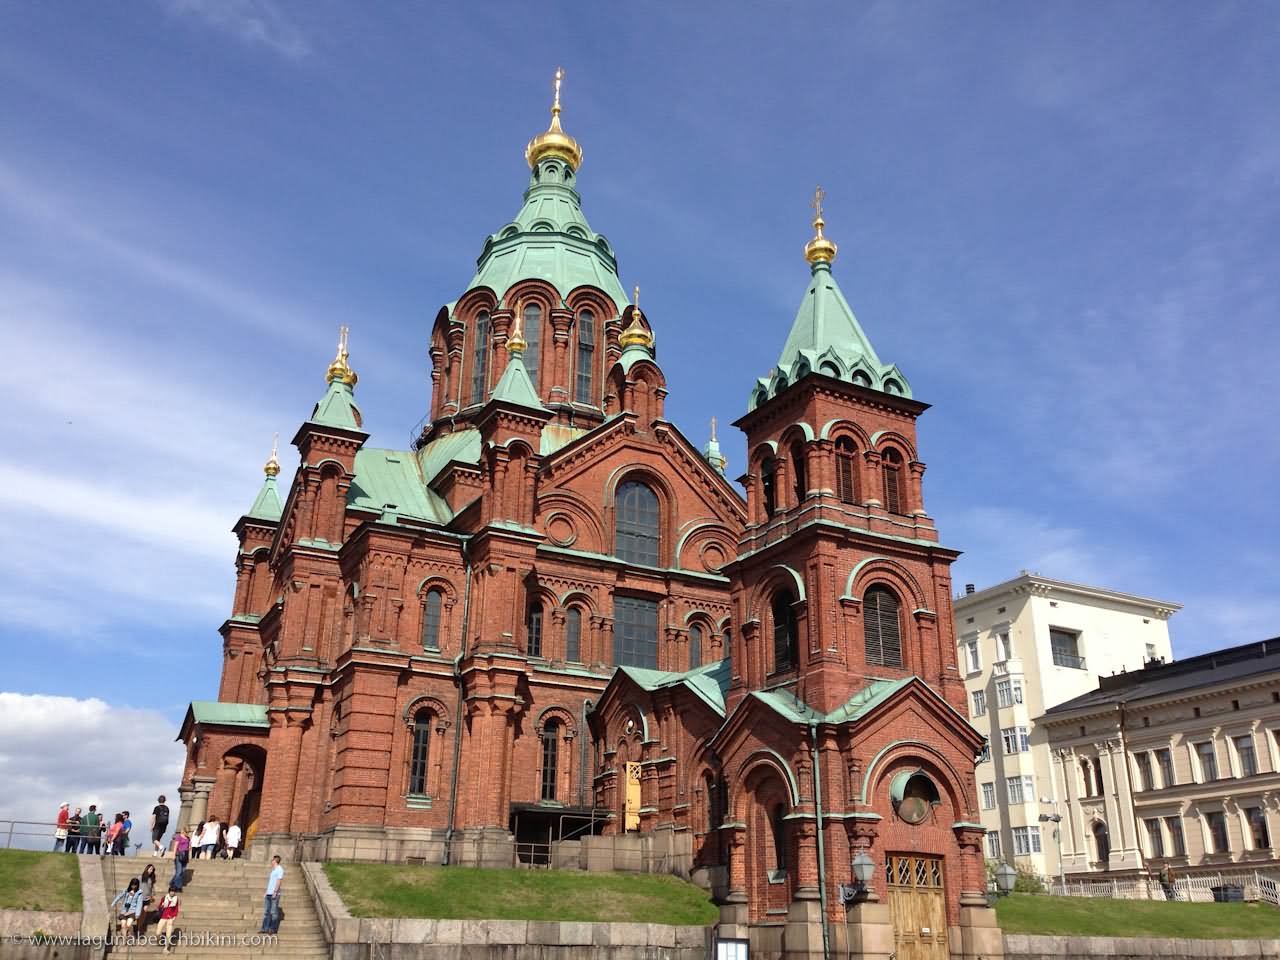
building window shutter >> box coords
[421,589,442,651]
[470,311,490,404]
[565,608,582,662]
[863,587,902,667]
[575,309,595,403]
[526,603,543,658]
[409,708,431,795]
[835,438,856,503]
[523,302,542,390]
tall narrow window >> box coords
[1156,748,1176,787]
[1134,752,1153,791]
[771,590,797,672]
[1165,816,1186,855]
[409,708,431,795]
[526,602,543,658]
[722,626,732,665]
[761,460,777,517]
[863,587,902,667]
[882,448,904,514]
[470,311,490,404]
[616,481,660,566]
[1196,741,1218,781]
[771,804,787,870]
[835,437,857,503]
[614,596,659,668]
[1206,811,1229,853]
[790,441,807,505]
[565,607,582,662]
[1145,818,1164,858]
[540,720,560,801]
[1246,806,1270,849]
[1235,735,1257,777]
[421,588,443,651]
[575,309,595,403]
[689,624,703,669]
[705,775,718,832]
[523,302,542,390]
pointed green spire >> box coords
[751,190,912,410]
[702,417,726,475]
[310,326,365,430]
[489,308,549,411]
[246,436,284,522]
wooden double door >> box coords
[886,854,948,960]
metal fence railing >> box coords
[1,819,146,855]
[1045,870,1280,905]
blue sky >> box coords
[1,2,1278,815]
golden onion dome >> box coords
[803,185,838,266]
[326,325,358,386]
[619,286,654,349]
[525,68,583,170]
[264,434,281,477]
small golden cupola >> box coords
[618,285,655,350]
[326,325,358,386]
[803,185,838,266]
[263,433,281,477]
[525,67,583,170]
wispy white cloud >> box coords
[161,0,311,60]
[0,693,186,834]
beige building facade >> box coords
[1040,638,1280,878]
[955,573,1178,878]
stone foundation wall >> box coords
[301,862,711,959]
[1003,934,1280,960]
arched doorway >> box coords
[738,763,792,922]
[221,744,267,852]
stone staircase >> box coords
[100,856,329,959]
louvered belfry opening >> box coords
[864,586,902,667]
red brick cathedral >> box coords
[180,78,999,959]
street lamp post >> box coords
[1038,796,1065,890]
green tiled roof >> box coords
[188,701,268,728]
[416,428,482,484]
[751,676,914,725]
[617,659,732,717]
[310,379,364,431]
[245,475,283,522]
[751,261,912,410]
[347,448,453,525]
[489,352,548,410]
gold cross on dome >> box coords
[633,284,641,313]
[553,67,564,112]
[810,186,825,221]
[710,417,718,442]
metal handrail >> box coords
[1,818,142,854]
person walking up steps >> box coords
[150,796,169,856]
[155,883,181,954]
[65,807,81,854]
[171,829,190,890]
[224,822,241,859]
[199,818,220,859]
[259,856,283,935]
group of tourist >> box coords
[53,797,169,856]
[108,862,182,952]
[108,853,285,947]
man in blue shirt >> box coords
[260,856,284,935]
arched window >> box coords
[540,720,560,801]
[421,588,443,651]
[835,437,857,504]
[409,708,431,795]
[1079,759,1093,796]
[523,302,542,390]
[565,607,582,662]
[616,480,659,566]
[689,624,703,669]
[882,448,904,514]
[772,804,788,871]
[526,601,543,658]
[1092,821,1111,863]
[761,460,777,517]
[575,309,595,403]
[722,625,732,665]
[705,774,718,832]
[470,311,490,404]
[864,586,902,667]
[790,441,807,505]
[772,589,797,672]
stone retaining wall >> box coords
[1003,933,1280,960]
[301,862,711,959]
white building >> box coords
[954,572,1179,878]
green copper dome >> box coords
[462,155,629,310]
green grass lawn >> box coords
[0,850,82,912]
[996,893,1280,939]
[323,863,718,926]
